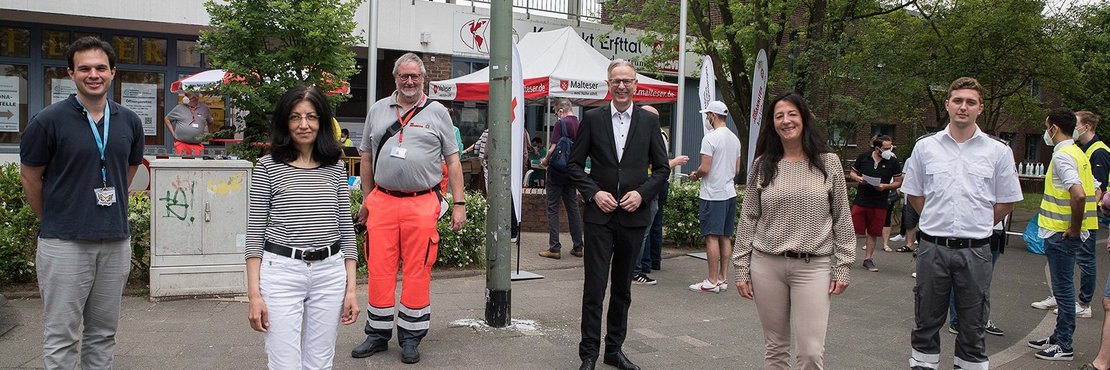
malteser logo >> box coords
[560,80,569,91]
[569,81,600,90]
[432,84,453,96]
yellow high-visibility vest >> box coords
[1084,140,1110,159]
[1040,144,1098,231]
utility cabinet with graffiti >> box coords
[149,159,253,299]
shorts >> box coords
[851,204,886,237]
[699,197,737,236]
[902,201,919,229]
[174,141,204,156]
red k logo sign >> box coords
[560,80,569,91]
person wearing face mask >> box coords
[1026,107,1096,362]
[1031,111,1106,320]
[687,100,742,293]
[848,134,902,272]
[164,91,212,156]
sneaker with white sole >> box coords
[948,325,958,334]
[1032,296,1058,310]
[890,235,906,242]
[716,281,728,292]
[1052,304,1093,318]
[1028,337,1056,350]
[632,274,657,285]
[911,272,916,278]
[1035,344,1074,361]
[984,320,1004,336]
[689,279,720,293]
[863,259,878,272]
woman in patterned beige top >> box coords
[732,92,856,370]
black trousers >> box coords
[579,220,647,360]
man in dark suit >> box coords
[566,59,670,370]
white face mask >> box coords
[1074,126,1087,140]
[181,96,191,105]
[880,150,895,160]
[1044,128,1055,146]
[704,118,714,132]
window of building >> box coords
[176,40,203,67]
[0,64,29,144]
[871,123,895,140]
[112,70,164,145]
[999,132,1016,148]
[42,30,70,60]
[142,37,167,66]
[74,31,102,40]
[43,67,74,106]
[1024,133,1041,163]
[828,121,856,148]
[112,36,139,64]
[0,28,31,58]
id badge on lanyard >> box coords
[391,97,424,160]
[79,100,116,207]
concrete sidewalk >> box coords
[1,224,1108,369]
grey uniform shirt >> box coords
[358,93,457,191]
[166,103,211,144]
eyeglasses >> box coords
[608,79,636,86]
[396,74,424,81]
[289,114,320,123]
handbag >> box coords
[1023,213,1045,255]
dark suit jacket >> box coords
[566,104,670,227]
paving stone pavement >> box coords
[1,215,1108,369]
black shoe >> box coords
[351,335,388,358]
[985,320,1004,336]
[579,358,596,370]
[401,342,420,364]
[603,351,640,370]
[571,248,584,257]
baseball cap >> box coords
[699,100,728,116]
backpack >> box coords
[549,120,573,172]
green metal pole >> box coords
[484,0,512,328]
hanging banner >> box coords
[0,76,20,132]
[121,82,159,136]
[50,79,77,105]
[698,56,715,136]
[747,49,768,174]
[511,42,525,221]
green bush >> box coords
[127,192,151,283]
[350,189,487,269]
[662,180,744,248]
[0,163,38,284]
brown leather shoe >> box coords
[570,249,584,257]
[539,250,561,259]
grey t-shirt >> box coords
[166,103,211,144]
[359,93,458,191]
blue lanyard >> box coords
[77,100,110,186]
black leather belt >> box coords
[779,250,828,262]
[920,233,990,249]
[376,186,435,198]
[264,241,341,261]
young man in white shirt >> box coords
[688,100,742,293]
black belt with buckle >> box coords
[264,241,341,261]
[779,250,827,262]
[920,233,990,249]
[376,186,435,198]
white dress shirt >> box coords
[610,101,631,162]
[901,125,1023,239]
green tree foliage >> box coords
[197,0,363,161]
[1054,2,1110,137]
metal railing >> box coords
[430,0,604,24]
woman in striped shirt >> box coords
[245,86,360,369]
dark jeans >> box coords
[1077,230,1097,305]
[635,181,669,274]
[1046,233,1080,350]
[546,174,583,252]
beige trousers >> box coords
[751,251,833,370]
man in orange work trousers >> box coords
[351,52,466,364]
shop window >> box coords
[112,36,139,64]
[142,38,167,66]
[177,40,202,67]
[112,71,164,145]
[0,64,29,144]
[0,27,30,58]
[42,30,70,60]
[74,32,102,40]
[43,67,74,106]
[1024,133,1041,163]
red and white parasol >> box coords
[170,69,350,95]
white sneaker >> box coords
[1053,304,1093,318]
[1032,296,1058,310]
[911,272,917,278]
[689,279,720,293]
[890,235,906,242]
[716,280,728,292]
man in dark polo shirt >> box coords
[849,135,903,272]
[19,37,144,369]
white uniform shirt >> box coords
[901,125,1023,239]
[610,102,631,162]
[1037,139,1090,240]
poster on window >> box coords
[0,76,19,132]
[50,79,77,105]
[121,82,158,136]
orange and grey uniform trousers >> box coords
[363,187,440,345]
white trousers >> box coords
[260,251,347,370]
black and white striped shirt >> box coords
[245,155,357,260]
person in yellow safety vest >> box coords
[1028,107,1097,362]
